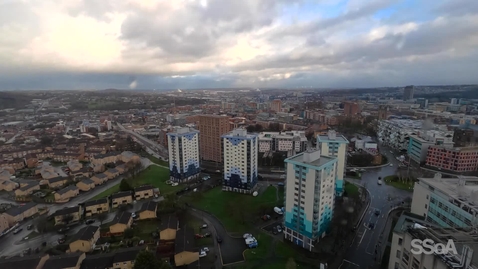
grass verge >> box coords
[344,182,359,196]
[91,165,171,200]
[191,186,278,233]
[384,175,414,192]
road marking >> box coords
[358,229,367,245]
[340,259,360,268]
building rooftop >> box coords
[418,176,478,214]
[398,213,478,269]
[168,127,199,135]
[111,211,132,225]
[84,198,108,207]
[5,202,37,217]
[285,149,337,168]
[53,206,80,217]
[134,185,154,192]
[43,252,83,269]
[56,185,78,195]
[317,130,349,143]
[222,128,257,139]
[112,246,145,263]
[79,178,95,185]
[0,254,47,269]
[72,225,99,242]
[139,200,157,213]
[159,214,178,231]
[111,191,131,199]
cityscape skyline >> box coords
[1,0,478,90]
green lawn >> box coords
[134,220,160,239]
[91,165,172,200]
[344,182,359,196]
[192,186,278,233]
[23,230,40,241]
[277,186,285,205]
[91,185,121,200]
[384,175,414,192]
[243,232,274,264]
[141,152,168,167]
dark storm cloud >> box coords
[233,15,478,73]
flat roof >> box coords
[419,176,478,211]
[285,151,337,168]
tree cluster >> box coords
[348,153,374,167]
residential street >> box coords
[339,148,412,269]
[189,207,247,266]
[0,157,154,257]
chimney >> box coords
[434,173,442,180]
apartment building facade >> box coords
[222,129,258,194]
[411,176,477,228]
[167,127,200,182]
[389,212,478,269]
[408,130,454,164]
[283,149,338,251]
[258,131,308,156]
[426,146,478,173]
[198,115,231,163]
[317,130,349,196]
[378,119,422,150]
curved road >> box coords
[189,208,247,266]
[340,147,412,269]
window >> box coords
[396,250,401,259]
[398,238,403,245]
[425,204,427,209]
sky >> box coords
[1,0,478,90]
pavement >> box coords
[339,145,412,269]
[189,208,247,266]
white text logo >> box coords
[410,239,458,255]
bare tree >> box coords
[35,216,50,237]
[96,213,108,225]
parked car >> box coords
[13,228,23,234]
[201,224,208,229]
[171,182,179,187]
[243,233,252,239]
[58,236,66,244]
[85,219,95,225]
[201,247,209,252]
[195,234,204,239]
[27,224,33,230]
[199,251,207,258]
[377,179,383,185]
[23,248,31,255]
[272,227,278,235]
[262,215,271,221]
[276,225,282,233]
[203,232,211,237]
[58,227,70,234]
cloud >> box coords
[0,0,477,90]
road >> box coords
[340,147,412,269]
[116,123,168,160]
[5,131,24,144]
[0,157,152,257]
[190,208,247,266]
